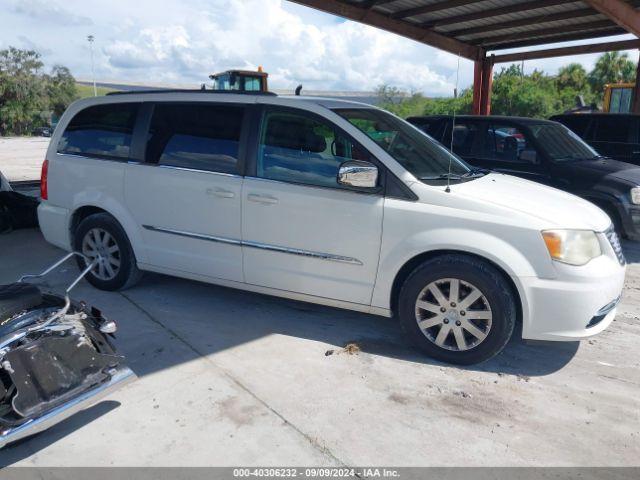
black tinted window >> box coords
[409,119,443,139]
[483,124,531,162]
[146,103,244,174]
[448,123,480,156]
[258,110,372,188]
[555,116,590,137]
[593,117,630,143]
[58,103,138,160]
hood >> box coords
[449,173,611,231]
[557,157,640,185]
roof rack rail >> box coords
[106,89,277,96]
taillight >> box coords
[40,159,49,200]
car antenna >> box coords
[445,52,461,193]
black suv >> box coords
[407,115,640,240]
[551,113,640,165]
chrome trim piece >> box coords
[595,295,620,317]
[156,164,242,178]
[0,367,136,449]
[142,225,363,265]
[243,240,363,265]
[143,225,241,246]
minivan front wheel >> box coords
[398,254,516,365]
[74,213,142,291]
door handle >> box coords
[207,188,235,199]
[247,193,279,205]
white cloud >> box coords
[0,0,637,95]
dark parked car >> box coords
[551,113,640,165]
[407,114,640,240]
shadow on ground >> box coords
[1,401,120,466]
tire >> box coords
[397,254,516,365]
[73,213,142,291]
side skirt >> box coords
[137,262,392,318]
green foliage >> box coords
[0,47,80,135]
[588,51,636,95]
[377,85,472,117]
[45,65,77,117]
[0,47,47,135]
[377,51,638,120]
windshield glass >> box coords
[529,123,599,162]
[333,108,472,181]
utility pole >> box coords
[87,35,97,97]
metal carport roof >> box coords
[289,0,640,113]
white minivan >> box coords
[38,91,626,364]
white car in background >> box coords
[37,91,626,364]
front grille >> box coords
[605,227,625,265]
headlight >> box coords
[631,187,640,205]
[541,229,602,266]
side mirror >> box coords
[519,149,539,164]
[338,160,378,188]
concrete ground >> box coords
[0,137,49,182]
[0,228,639,467]
[1,137,639,466]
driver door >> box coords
[241,106,384,305]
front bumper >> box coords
[519,253,625,341]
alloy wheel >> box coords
[414,278,492,351]
[81,227,121,281]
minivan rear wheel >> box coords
[398,254,516,365]
[74,213,142,291]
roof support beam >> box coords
[583,0,640,37]
[448,8,598,38]
[287,0,479,59]
[491,38,640,63]
[477,19,616,47]
[486,27,626,50]
[390,0,476,20]
[422,0,569,28]
[360,0,398,9]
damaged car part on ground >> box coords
[0,252,135,449]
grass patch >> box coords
[75,83,117,98]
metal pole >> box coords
[87,35,97,97]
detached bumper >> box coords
[0,366,135,449]
[520,254,625,341]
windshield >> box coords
[333,108,472,182]
[529,123,599,162]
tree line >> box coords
[377,51,637,118]
[0,47,77,136]
[0,46,638,135]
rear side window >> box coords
[58,103,139,160]
[592,117,630,143]
[146,103,244,174]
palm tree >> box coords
[557,63,588,91]
[588,51,636,95]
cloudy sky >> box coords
[1,0,638,96]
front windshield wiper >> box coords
[462,167,489,177]
[419,173,464,181]
[420,169,487,181]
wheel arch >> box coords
[68,203,147,263]
[389,249,523,328]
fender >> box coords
[371,227,549,313]
[69,193,148,264]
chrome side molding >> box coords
[142,225,363,266]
